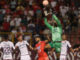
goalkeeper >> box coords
[44,11,62,54]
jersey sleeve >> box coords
[0,44,1,49]
[67,41,71,48]
[43,41,46,45]
[11,42,15,50]
[0,42,3,48]
[15,43,19,47]
[25,41,29,46]
[52,14,62,28]
[44,18,52,30]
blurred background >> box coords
[0,0,80,47]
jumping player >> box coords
[60,34,74,60]
[34,36,49,60]
[0,35,15,60]
[15,33,33,60]
[44,12,62,60]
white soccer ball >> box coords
[43,0,49,6]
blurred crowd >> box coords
[0,0,80,46]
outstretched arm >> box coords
[45,34,51,43]
[44,17,52,30]
[52,14,62,28]
[28,45,33,50]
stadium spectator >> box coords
[78,14,80,27]
[0,0,79,47]
[27,21,35,33]
[10,0,17,11]
[2,20,10,32]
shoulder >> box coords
[0,42,5,47]
[8,41,14,44]
[41,41,45,43]
[0,42,4,45]
[35,43,38,47]
[0,42,3,44]
[15,42,19,47]
[66,40,70,43]
[9,41,14,46]
[23,41,27,43]
[66,40,71,45]
[40,41,46,45]
[23,41,28,44]
[23,41,29,45]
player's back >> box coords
[1,41,14,54]
[0,41,15,59]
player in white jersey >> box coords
[0,35,15,60]
[60,34,74,60]
[15,33,33,60]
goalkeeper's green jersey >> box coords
[44,14,62,42]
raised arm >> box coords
[52,14,62,28]
[44,17,52,30]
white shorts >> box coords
[21,55,31,60]
[3,59,13,60]
[60,55,67,60]
[3,55,13,60]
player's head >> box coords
[62,34,67,40]
[77,45,80,51]
[54,22,57,27]
[3,34,8,41]
[52,20,57,27]
[17,33,23,41]
[35,36,41,43]
[73,44,80,51]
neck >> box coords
[19,40,23,42]
[38,40,41,43]
[4,40,8,42]
[62,40,66,41]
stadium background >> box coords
[0,0,80,60]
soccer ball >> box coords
[43,0,49,6]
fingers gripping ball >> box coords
[43,0,49,6]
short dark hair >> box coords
[35,36,41,39]
[62,33,66,36]
[35,36,42,40]
[3,34,8,40]
[16,33,22,38]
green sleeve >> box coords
[52,14,62,28]
[44,18,52,30]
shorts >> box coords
[3,59,13,60]
[60,55,67,60]
[3,55,13,60]
[49,42,61,53]
[21,55,31,60]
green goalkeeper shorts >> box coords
[49,42,61,53]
